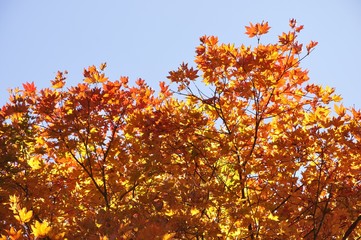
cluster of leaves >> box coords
[1,19,361,239]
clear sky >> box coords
[1,1,360,108]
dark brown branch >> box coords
[343,214,361,240]
[314,185,333,238]
[119,182,139,202]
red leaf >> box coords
[22,82,36,93]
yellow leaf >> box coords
[9,195,19,204]
[84,77,95,83]
[95,221,102,228]
[9,195,20,214]
[165,209,175,217]
[16,207,33,223]
[96,73,108,83]
[28,156,42,170]
[190,208,200,216]
[35,136,45,145]
[31,220,52,238]
[332,94,342,102]
[52,80,65,89]
[334,104,346,116]
[90,127,98,134]
[267,213,279,221]
[309,161,317,167]
[14,214,21,222]
[162,233,176,240]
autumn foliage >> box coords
[1,19,361,239]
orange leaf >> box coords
[245,21,270,38]
[22,82,36,93]
[5,227,22,240]
[162,233,176,240]
[100,62,107,71]
[52,81,65,89]
[257,21,271,35]
[334,104,346,116]
[51,71,67,89]
[306,41,318,53]
[289,18,297,28]
[94,73,108,83]
[245,22,258,38]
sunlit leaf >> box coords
[22,82,36,93]
[31,220,52,238]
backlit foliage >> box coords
[1,19,361,239]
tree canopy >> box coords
[1,19,361,239]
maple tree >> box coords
[1,19,361,239]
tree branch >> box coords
[343,214,361,240]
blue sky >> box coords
[1,1,360,107]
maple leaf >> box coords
[289,19,304,32]
[159,81,171,98]
[83,65,109,83]
[257,21,271,35]
[334,103,346,116]
[51,71,67,89]
[292,42,303,54]
[28,156,42,170]
[4,227,22,240]
[100,62,107,71]
[245,21,270,38]
[245,22,258,38]
[289,18,297,28]
[267,213,279,221]
[22,81,36,93]
[162,233,176,240]
[295,25,304,32]
[14,207,33,223]
[94,72,108,83]
[31,220,52,238]
[306,40,318,53]
[279,32,295,45]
